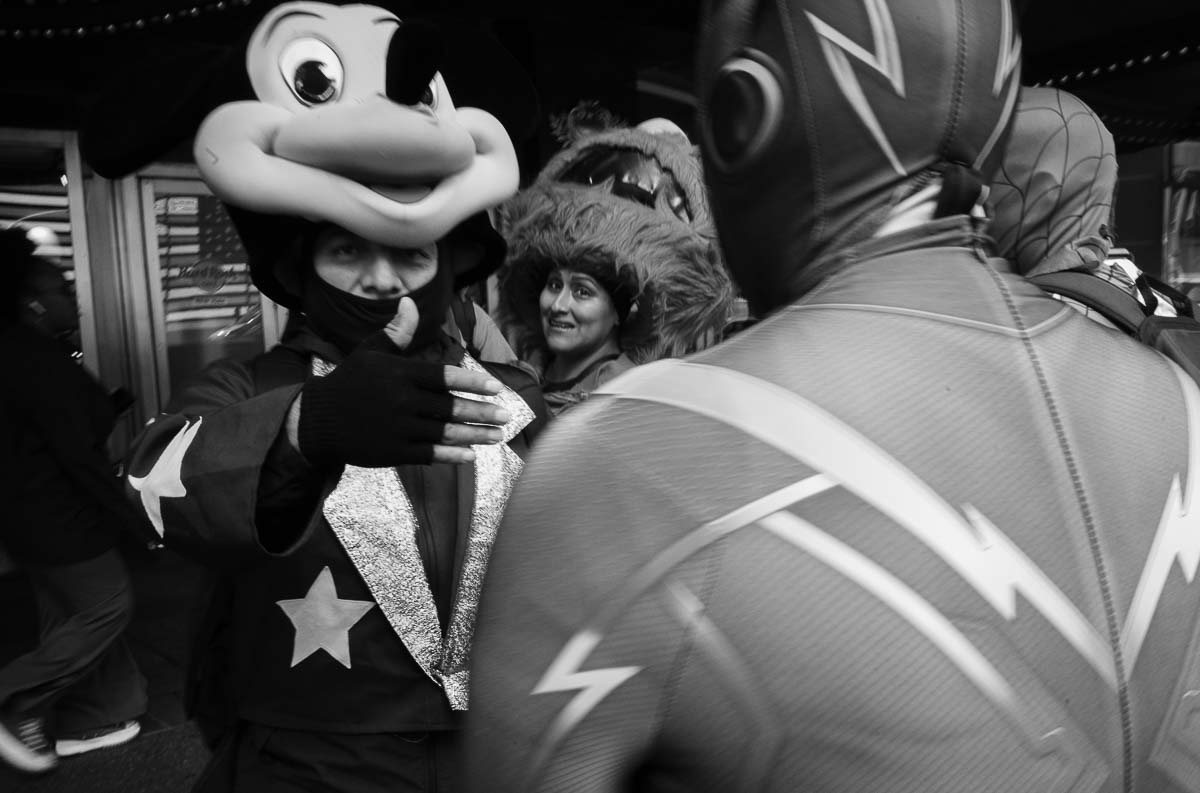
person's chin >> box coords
[544,332,578,356]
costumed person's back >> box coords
[494,105,733,416]
[464,1,1200,791]
[989,86,1191,326]
[123,4,546,792]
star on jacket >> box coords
[128,417,203,537]
[277,566,376,669]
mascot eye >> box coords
[558,148,693,222]
[419,80,437,109]
[279,38,344,105]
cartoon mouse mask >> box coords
[193,1,520,252]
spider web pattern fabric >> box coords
[988,87,1119,276]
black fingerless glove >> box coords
[297,333,453,468]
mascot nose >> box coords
[386,20,445,105]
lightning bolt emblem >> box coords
[530,630,642,756]
[806,0,906,175]
[522,476,836,785]
[974,0,1024,169]
[963,505,1116,688]
[993,0,1023,97]
[128,418,202,537]
[1120,363,1200,679]
[602,360,1118,689]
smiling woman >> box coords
[538,262,632,392]
[496,104,735,417]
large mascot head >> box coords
[193,1,520,309]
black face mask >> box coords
[300,260,454,356]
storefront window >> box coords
[1165,142,1200,297]
[143,182,276,404]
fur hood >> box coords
[495,106,734,367]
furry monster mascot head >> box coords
[495,104,735,374]
[193,1,519,348]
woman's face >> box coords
[312,227,438,298]
[539,267,620,358]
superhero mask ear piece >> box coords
[698,0,785,173]
[704,52,785,173]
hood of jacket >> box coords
[988,86,1119,276]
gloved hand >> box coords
[295,297,510,467]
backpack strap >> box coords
[1028,271,1148,336]
[1139,317,1200,385]
[1141,271,1196,318]
[1032,270,1200,385]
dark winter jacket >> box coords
[1,323,146,563]
[125,326,546,732]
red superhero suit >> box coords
[463,1,1200,792]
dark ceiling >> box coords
[0,0,1198,176]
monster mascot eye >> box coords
[279,37,345,105]
[706,54,783,171]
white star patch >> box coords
[277,566,376,669]
[128,417,203,537]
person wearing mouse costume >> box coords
[464,0,1200,791]
[122,4,546,791]
[494,103,735,417]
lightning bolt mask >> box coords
[697,0,1023,316]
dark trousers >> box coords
[195,722,460,793]
[0,549,146,732]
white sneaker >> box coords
[0,712,58,773]
[55,719,141,757]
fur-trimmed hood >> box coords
[495,107,734,368]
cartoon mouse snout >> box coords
[271,103,476,189]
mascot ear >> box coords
[79,41,248,179]
[549,101,625,147]
[387,19,446,105]
[636,117,691,142]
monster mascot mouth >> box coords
[193,1,519,252]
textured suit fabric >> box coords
[465,218,1200,793]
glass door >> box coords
[135,172,285,410]
[0,129,98,368]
